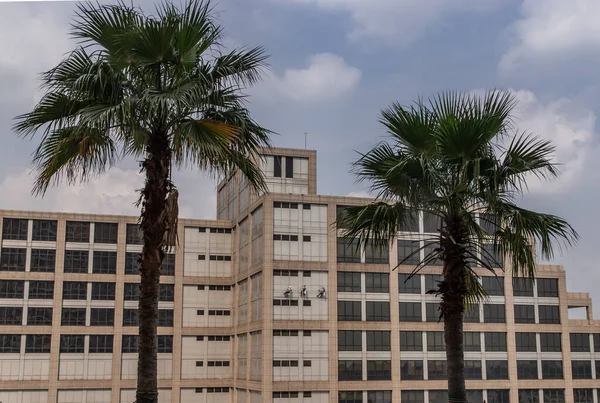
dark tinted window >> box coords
[0,334,21,353]
[32,220,57,241]
[464,360,482,380]
[366,301,390,321]
[91,282,115,300]
[365,243,389,264]
[537,278,559,297]
[338,360,362,381]
[398,240,420,265]
[539,305,560,324]
[60,335,84,353]
[541,360,563,379]
[400,331,423,351]
[516,332,537,352]
[162,253,175,276]
[159,283,175,302]
[125,252,140,275]
[25,334,51,353]
[338,301,361,321]
[65,221,90,243]
[2,218,28,240]
[29,280,54,299]
[64,250,89,273]
[486,360,508,380]
[61,308,86,326]
[0,280,24,298]
[573,389,593,403]
[93,222,118,244]
[338,330,361,351]
[366,331,390,351]
[126,224,143,244]
[513,278,534,297]
[0,248,26,271]
[427,332,445,352]
[483,304,505,323]
[482,276,504,296]
[30,249,56,273]
[400,360,423,380]
[514,305,535,324]
[367,360,391,380]
[399,302,422,322]
[571,361,592,379]
[0,306,22,325]
[428,360,447,380]
[540,333,562,352]
[62,281,87,300]
[517,360,538,379]
[365,273,389,293]
[27,307,52,325]
[89,335,113,353]
[337,238,361,263]
[543,390,564,403]
[485,332,507,352]
[399,273,421,294]
[90,308,114,326]
[464,332,481,352]
[337,272,361,292]
[92,251,117,274]
[570,333,590,352]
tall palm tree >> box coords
[13,1,271,402]
[339,90,578,403]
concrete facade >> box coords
[0,147,598,403]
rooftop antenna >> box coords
[304,132,307,149]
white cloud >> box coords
[508,89,596,194]
[259,53,361,103]
[282,0,501,45]
[0,168,218,219]
[500,0,600,71]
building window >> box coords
[573,389,593,403]
[337,238,361,263]
[0,334,21,353]
[483,304,505,323]
[401,360,423,380]
[123,309,138,326]
[517,360,538,380]
[159,283,175,301]
[367,391,392,403]
[571,361,592,379]
[126,224,143,245]
[485,332,507,352]
[426,303,439,322]
[538,305,560,324]
[91,282,116,300]
[402,391,425,403]
[518,390,539,403]
[398,240,420,265]
[430,391,450,403]
[0,280,24,298]
[273,360,299,367]
[28,249,55,273]
[463,360,482,380]
[338,330,361,351]
[488,390,510,403]
[61,307,86,326]
[367,331,391,351]
[398,273,421,294]
[124,283,139,301]
[29,280,54,299]
[65,221,90,243]
[464,332,481,352]
[400,331,423,351]
[464,305,480,323]
[486,360,508,380]
[427,360,447,380]
[338,360,362,381]
[0,248,26,271]
[60,335,84,353]
[31,220,57,241]
[400,302,422,322]
[158,309,174,327]
[570,333,591,352]
[427,332,445,352]
[516,332,537,352]
[365,273,389,293]
[423,213,441,233]
[63,281,88,300]
[64,250,89,273]
[125,252,140,275]
[90,308,114,326]
[94,222,118,244]
[537,278,559,297]
[427,275,444,293]
[482,276,504,296]
[366,301,390,321]
[89,335,113,353]
[162,253,175,276]
[540,333,562,352]
[365,243,389,264]
[25,334,51,353]
[2,218,28,240]
[338,301,361,321]
[543,390,564,403]
[0,306,22,325]
[285,156,294,178]
[514,304,535,324]
[482,243,503,268]
[541,360,563,379]
[595,334,600,352]
[339,391,363,403]
[27,307,52,325]
[367,360,391,380]
[92,251,117,274]
[122,335,138,353]
[513,277,534,296]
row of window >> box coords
[0,248,175,275]
[196,309,231,316]
[272,360,312,367]
[338,389,585,403]
[0,280,174,300]
[0,334,173,353]
[195,361,230,367]
[2,219,57,241]
[0,306,174,327]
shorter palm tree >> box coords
[340,90,578,403]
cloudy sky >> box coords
[0,0,599,316]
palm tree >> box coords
[339,90,578,403]
[13,1,271,402]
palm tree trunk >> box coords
[136,130,170,403]
[442,231,467,403]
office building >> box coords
[0,147,598,403]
